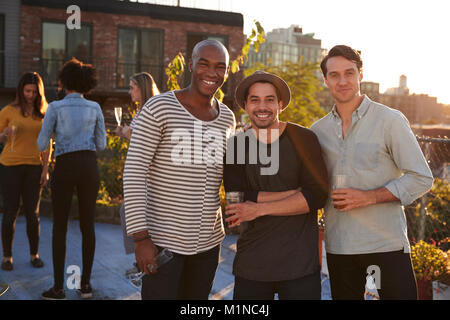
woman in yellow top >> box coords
[0,72,50,271]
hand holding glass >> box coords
[226,192,244,227]
[129,248,173,287]
[332,175,348,210]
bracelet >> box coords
[133,235,152,243]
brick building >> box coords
[1,0,244,113]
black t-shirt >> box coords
[224,123,328,282]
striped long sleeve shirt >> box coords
[123,91,236,255]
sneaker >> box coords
[1,260,13,271]
[77,283,93,299]
[31,257,44,268]
[42,287,66,300]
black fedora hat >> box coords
[235,70,291,110]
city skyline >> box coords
[142,0,450,105]
[234,0,450,105]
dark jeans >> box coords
[141,245,220,300]
[233,271,321,300]
[51,151,99,290]
[1,164,42,257]
[327,249,418,300]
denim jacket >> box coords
[37,93,107,157]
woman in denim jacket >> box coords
[37,58,106,300]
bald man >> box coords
[123,40,236,299]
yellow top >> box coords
[0,105,45,166]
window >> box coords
[117,28,164,88]
[41,21,92,86]
[184,34,228,88]
[0,14,4,87]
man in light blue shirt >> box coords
[311,45,433,300]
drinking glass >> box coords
[114,107,122,126]
[332,174,349,190]
[129,249,173,288]
[332,175,349,210]
[226,191,244,231]
[226,191,244,204]
[10,124,17,152]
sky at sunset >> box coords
[143,0,450,105]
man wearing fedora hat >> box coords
[224,71,329,299]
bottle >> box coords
[147,248,173,272]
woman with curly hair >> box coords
[38,58,107,300]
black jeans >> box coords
[51,151,99,290]
[327,250,418,300]
[141,245,220,300]
[1,164,42,258]
[233,271,321,300]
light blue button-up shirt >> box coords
[37,93,107,157]
[311,95,433,254]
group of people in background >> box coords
[0,39,433,301]
[0,56,161,299]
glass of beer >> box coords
[332,175,349,211]
[225,191,244,232]
[226,191,244,204]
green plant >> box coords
[407,178,450,249]
[426,178,450,237]
[96,129,129,205]
[166,52,186,91]
[411,240,450,281]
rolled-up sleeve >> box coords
[384,112,434,205]
[37,104,56,151]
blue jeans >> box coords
[233,271,321,300]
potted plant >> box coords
[411,240,450,300]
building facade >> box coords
[247,24,325,67]
[1,0,244,112]
[0,0,21,106]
